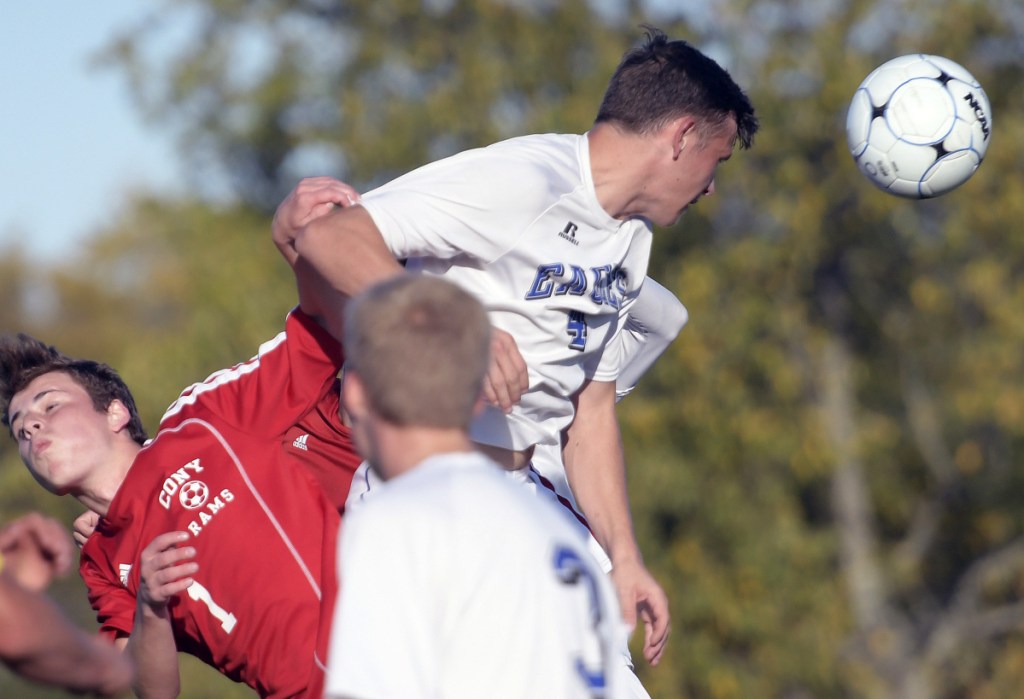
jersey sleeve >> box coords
[160,308,342,439]
[80,547,135,641]
[592,277,689,395]
[360,147,559,264]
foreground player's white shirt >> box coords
[360,133,652,451]
[326,452,630,699]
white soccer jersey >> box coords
[531,276,690,512]
[360,133,652,450]
[325,452,630,699]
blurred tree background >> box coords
[2,0,1022,696]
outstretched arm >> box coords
[273,177,366,340]
[0,513,134,696]
[279,178,404,299]
[563,378,670,666]
[0,572,134,695]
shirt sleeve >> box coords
[80,549,135,641]
[592,277,689,397]
[360,147,559,264]
[160,308,343,439]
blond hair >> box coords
[344,275,490,429]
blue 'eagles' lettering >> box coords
[525,263,629,309]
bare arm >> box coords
[0,513,133,695]
[563,378,670,665]
[294,202,405,297]
[125,531,198,699]
[273,177,368,340]
[0,573,133,695]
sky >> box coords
[0,3,182,263]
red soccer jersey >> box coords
[81,309,361,699]
[282,379,357,514]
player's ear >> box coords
[341,371,369,423]
[105,400,131,435]
[671,117,697,160]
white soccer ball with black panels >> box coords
[846,53,992,198]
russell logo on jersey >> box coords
[558,221,580,246]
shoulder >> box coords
[373,133,583,202]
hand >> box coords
[482,328,529,412]
[273,177,362,266]
[611,558,670,666]
[72,510,100,548]
[137,532,198,616]
[0,512,74,591]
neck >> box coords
[74,441,141,517]
[588,122,659,221]
[369,423,475,481]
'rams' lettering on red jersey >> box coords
[186,489,235,537]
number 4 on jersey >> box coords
[567,311,588,351]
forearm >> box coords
[295,206,405,298]
[0,577,132,696]
[563,379,642,566]
[293,256,349,342]
[126,602,181,699]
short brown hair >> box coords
[596,26,758,149]
[0,333,148,445]
[343,276,490,430]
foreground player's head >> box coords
[596,26,758,150]
[342,275,490,434]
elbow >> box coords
[667,299,689,337]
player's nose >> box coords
[21,415,43,439]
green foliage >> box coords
[99,0,635,211]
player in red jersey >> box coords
[0,185,361,698]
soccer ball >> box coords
[845,54,992,199]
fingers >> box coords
[273,177,363,252]
[484,329,529,412]
[138,532,198,608]
[0,512,74,576]
[639,595,670,666]
[611,561,671,666]
[73,510,101,549]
